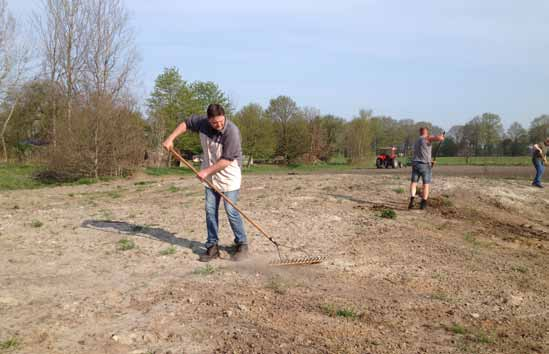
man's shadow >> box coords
[81,220,234,255]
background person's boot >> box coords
[408,197,415,209]
[420,198,428,210]
[199,244,219,262]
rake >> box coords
[169,148,325,266]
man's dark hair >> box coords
[207,104,225,118]
[419,127,428,135]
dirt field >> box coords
[1,169,549,354]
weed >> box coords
[107,191,121,199]
[68,193,74,197]
[430,292,450,301]
[0,337,19,350]
[321,304,359,319]
[511,265,528,273]
[31,220,43,228]
[393,187,405,194]
[265,276,287,295]
[379,208,397,219]
[449,323,467,335]
[168,185,179,193]
[464,232,481,247]
[160,246,177,255]
[117,238,135,251]
[193,264,216,275]
[134,181,154,186]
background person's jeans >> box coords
[205,188,247,248]
[533,159,545,185]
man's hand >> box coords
[162,139,174,152]
[196,169,210,182]
[431,160,437,167]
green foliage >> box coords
[31,220,43,228]
[379,208,397,219]
[193,264,216,275]
[393,187,405,194]
[160,246,177,255]
[117,238,135,251]
[321,304,359,319]
[0,337,19,350]
[167,185,179,193]
[233,103,276,164]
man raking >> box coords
[163,104,248,262]
[531,138,549,188]
[408,127,445,210]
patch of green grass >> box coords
[430,291,451,301]
[75,178,96,185]
[30,220,43,228]
[159,246,177,255]
[265,276,287,295]
[167,185,179,193]
[107,191,121,199]
[464,232,481,247]
[436,156,530,166]
[379,208,397,219]
[193,264,216,275]
[134,180,154,186]
[145,166,196,176]
[449,323,467,335]
[393,187,405,194]
[117,238,135,251]
[0,164,43,190]
[321,304,359,319]
[511,265,528,273]
[0,337,19,350]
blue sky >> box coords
[10,0,549,129]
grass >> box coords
[30,220,43,228]
[0,164,43,190]
[0,337,19,350]
[464,232,481,247]
[159,246,177,255]
[446,323,494,345]
[379,208,397,219]
[511,265,528,273]
[321,304,359,319]
[193,264,216,275]
[167,185,179,193]
[134,180,154,186]
[436,156,530,166]
[265,276,287,295]
[117,238,135,251]
[393,187,405,194]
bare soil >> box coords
[1,169,548,354]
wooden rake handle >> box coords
[168,148,281,252]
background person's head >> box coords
[419,127,429,137]
[544,138,549,146]
[207,104,226,131]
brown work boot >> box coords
[232,244,248,261]
[199,244,219,262]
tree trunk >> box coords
[0,98,18,163]
[246,153,253,168]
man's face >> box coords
[209,115,225,131]
[422,129,429,137]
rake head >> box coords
[269,256,327,266]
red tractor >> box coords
[375,147,403,168]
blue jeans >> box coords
[533,159,545,185]
[205,188,247,248]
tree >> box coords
[189,81,233,117]
[529,115,549,143]
[345,114,373,163]
[0,0,28,162]
[506,122,528,156]
[233,103,275,166]
[266,95,301,162]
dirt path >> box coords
[1,172,548,353]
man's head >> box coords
[207,103,226,131]
[544,138,549,146]
[419,127,429,137]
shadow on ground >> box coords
[80,219,222,255]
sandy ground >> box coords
[1,168,549,354]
